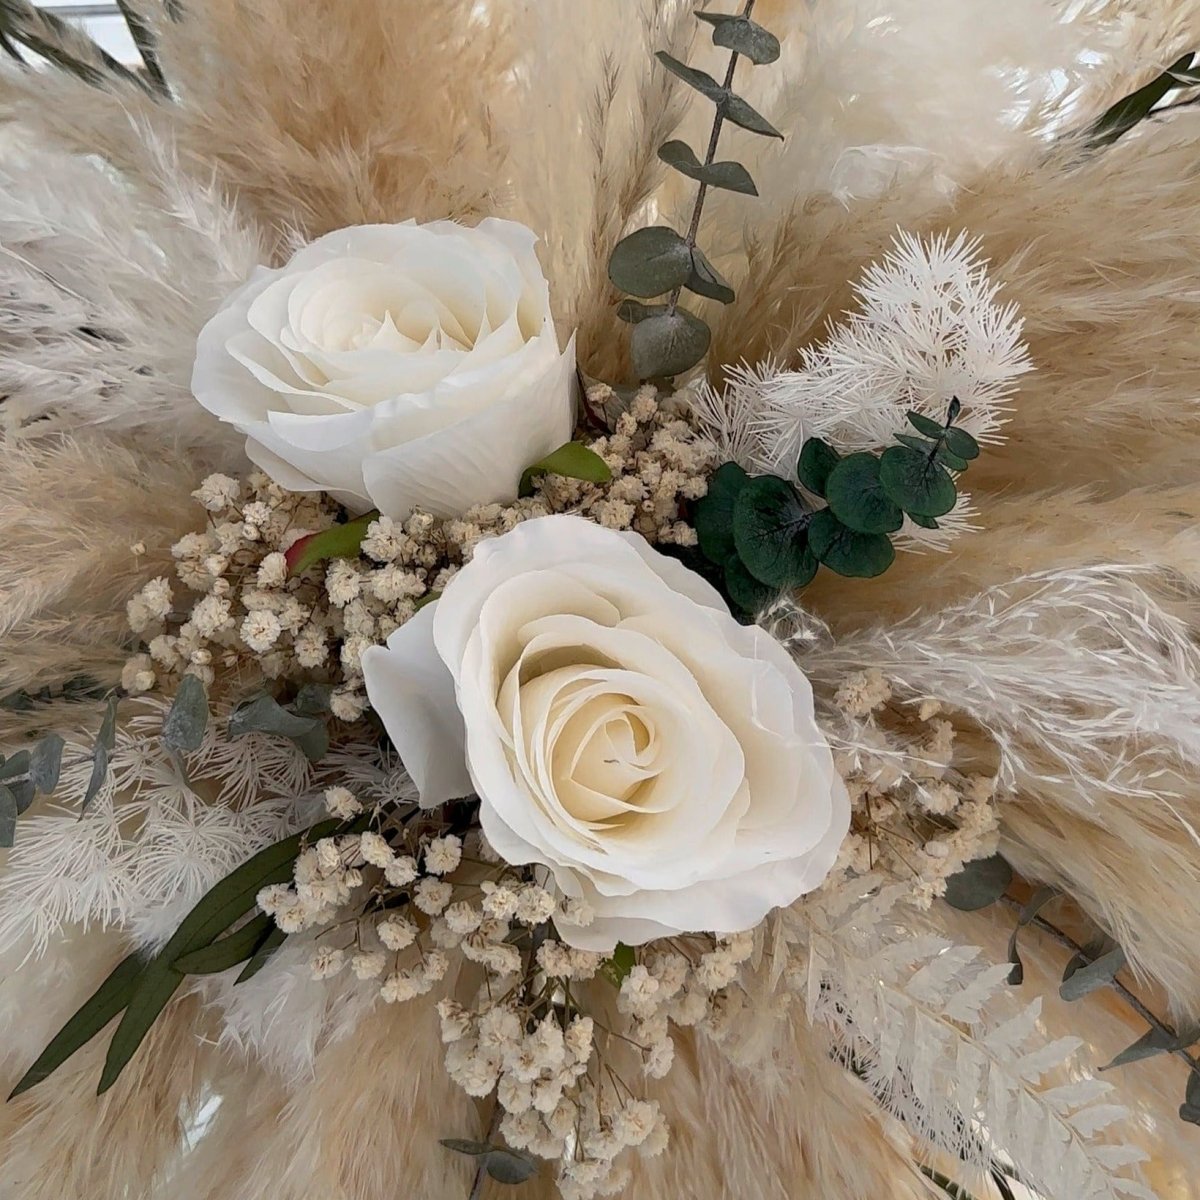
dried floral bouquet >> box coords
[3,2,1200,1199]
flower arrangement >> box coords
[3,3,1200,1200]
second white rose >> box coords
[191,219,575,519]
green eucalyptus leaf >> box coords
[519,442,613,496]
[8,953,145,1099]
[895,433,936,454]
[1007,886,1057,985]
[732,475,815,588]
[0,785,17,848]
[686,246,735,304]
[721,92,783,139]
[797,438,840,498]
[906,411,945,439]
[229,694,320,741]
[1180,1068,1200,1126]
[654,50,724,101]
[942,854,1013,911]
[608,225,693,298]
[440,1139,493,1158]
[285,511,377,577]
[878,446,958,518]
[630,308,711,378]
[694,461,750,564]
[807,510,894,578]
[723,554,776,613]
[934,445,969,472]
[161,674,209,755]
[657,140,757,194]
[1103,1025,1200,1072]
[0,751,30,783]
[292,683,333,718]
[1060,947,1127,1002]
[823,453,905,535]
[29,733,65,795]
[486,1149,540,1185]
[945,397,962,425]
[695,11,781,65]
[943,425,980,461]
[95,693,119,753]
[81,743,109,815]
[9,778,35,815]
[616,299,669,324]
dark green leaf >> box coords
[81,743,109,815]
[236,925,287,984]
[943,426,980,461]
[292,683,332,718]
[413,591,441,613]
[8,953,145,1098]
[695,12,781,65]
[686,246,735,304]
[721,92,784,139]
[440,1139,493,1158]
[519,442,613,496]
[878,446,958,518]
[654,51,724,101]
[1088,52,1198,149]
[824,453,905,535]
[229,694,321,742]
[942,854,1013,911]
[9,778,34,815]
[1007,886,1057,985]
[723,554,776,613]
[797,438,840,498]
[0,785,16,848]
[906,411,946,439]
[600,942,637,987]
[608,225,693,298]
[630,308,710,378]
[1180,1068,1200,1126]
[616,299,669,324]
[98,819,342,1093]
[907,513,941,530]
[657,140,757,194]
[0,751,30,783]
[694,461,750,564]
[486,1149,540,1185]
[1060,947,1127,1002]
[97,694,119,753]
[945,397,962,425]
[935,445,969,473]
[29,733,65,795]
[285,511,378,577]
[161,674,208,755]
[807,510,895,579]
[172,912,274,975]
[293,723,330,763]
[895,433,936,454]
[732,475,815,588]
[1102,1025,1200,1071]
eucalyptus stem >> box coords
[998,896,1200,1077]
[468,1103,503,1200]
[665,0,755,317]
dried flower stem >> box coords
[665,0,755,317]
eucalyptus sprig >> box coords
[608,2,782,381]
[693,399,981,616]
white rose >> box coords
[361,516,849,950]
[191,219,575,519]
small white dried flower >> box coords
[359,831,395,868]
[481,882,519,921]
[443,901,481,936]
[241,609,283,653]
[424,835,462,876]
[384,855,419,888]
[324,786,362,820]
[351,951,387,980]
[309,945,345,979]
[193,473,241,511]
[413,878,454,915]
[121,654,156,694]
[515,885,556,926]
[330,689,368,722]
[380,970,426,1003]
[378,915,417,951]
[257,552,289,588]
[436,999,473,1043]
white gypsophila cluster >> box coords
[691,233,1031,551]
[125,387,716,720]
[252,785,773,1200]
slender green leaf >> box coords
[657,140,757,194]
[797,438,840,498]
[97,694,119,753]
[285,512,377,577]
[236,925,287,984]
[519,442,613,496]
[694,461,750,564]
[695,12,781,65]
[824,453,905,535]
[722,92,783,139]
[161,674,208,755]
[686,246,735,304]
[8,953,145,1098]
[807,510,894,579]
[732,475,814,588]
[654,51,724,101]
[630,307,711,378]
[1060,947,1127,1002]
[0,785,16,848]
[608,225,692,298]
[942,854,1013,911]
[1102,1024,1200,1072]
[172,912,274,975]
[1089,52,1199,149]
[29,733,65,795]
[81,743,109,815]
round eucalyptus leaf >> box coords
[439,1139,491,1158]
[807,510,895,578]
[943,425,981,461]
[694,461,750,564]
[723,553,776,615]
[934,444,969,472]
[943,854,1013,911]
[657,140,757,195]
[823,452,904,535]
[616,299,668,324]
[732,475,813,587]
[654,51,724,101]
[695,12,782,65]
[608,226,692,298]
[630,307,710,378]
[878,446,958,518]
[686,246,735,304]
[485,1149,540,1185]
[906,512,940,530]
[894,433,935,454]
[797,437,840,498]
[721,91,783,139]
[906,411,945,439]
